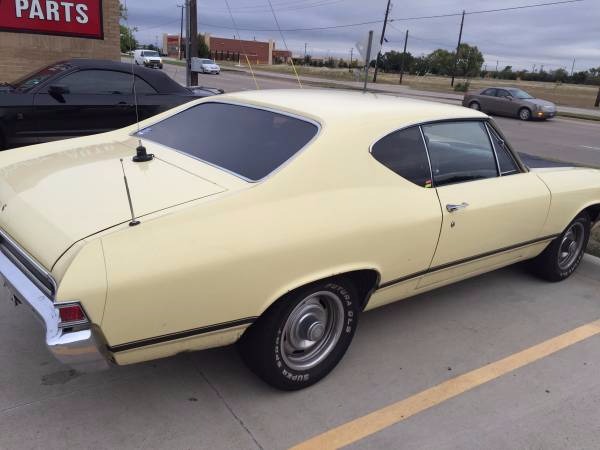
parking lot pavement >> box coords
[2,255,600,449]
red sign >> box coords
[0,0,103,39]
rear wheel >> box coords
[237,277,360,390]
[529,212,590,281]
[519,107,532,121]
[468,101,481,111]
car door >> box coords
[494,89,518,116]
[418,120,550,288]
[477,88,497,112]
[366,125,444,308]
[32,69,137,140]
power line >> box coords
[133,0,584,35]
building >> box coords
[163,33,182,59]
[204,34,291,65]
[0,0,120,82]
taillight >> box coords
[57,303,88,327]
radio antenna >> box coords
[120,159,140,227]
[124,0,153,163]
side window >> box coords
[134,76,157,94]
[422,121,498,187]
[487,124,519,175]
[496,89,509,98]
[481,88,497,96]
[58,70,133,94]
[371,126,432,188]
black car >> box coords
[0,59,222,149]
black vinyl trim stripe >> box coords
[109,317,257,353]
[378,234,559,290]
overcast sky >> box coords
[125,0,600,71]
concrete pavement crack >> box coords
[189,356,264,450]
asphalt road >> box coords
[2,256,600,449]
[160,63,600,168]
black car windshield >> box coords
[143,51,160,57]
[136,102,319,181]
[507,88,534,99]
[11,62,72,92]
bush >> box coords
[454,81,470,92]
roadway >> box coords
[162,63,600,168]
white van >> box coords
[133,49,163,69]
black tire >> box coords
[468,101,481,111]
[518,107,532,121]
[237,277,360,390]
[529,212,591,282]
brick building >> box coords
[0,0,120,82]
[163,34,181,59]
[204,34,291,65]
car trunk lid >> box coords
[0,141,227,270]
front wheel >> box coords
[519,107,532,121]
[529,212,590,281]
[237,278,360,390]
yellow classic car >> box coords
[0,90,599,390]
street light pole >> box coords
[189,0,198,86]
[185,0,191,86]
[450,10,465,87]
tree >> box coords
[455,43,484,78]
[120,25,138,53]
[119,2,137,53]
[427,49,453,75]
[196,34,211,58]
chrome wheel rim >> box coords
[558,222,585,270]
[520,109,530,120]
[281,291,345,371]
[469,102,480,110]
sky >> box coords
[124,0,600,72]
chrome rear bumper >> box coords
[0,251,110,372]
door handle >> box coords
[446,202,469,213]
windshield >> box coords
[143,51,160,57]
[507,88,534,99]
[10,62,72,92]
[136,102,318,181]
[201,59,215,64]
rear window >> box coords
[136,103,318,181]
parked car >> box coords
[0,59,221,149]
[1,90,598,390]
[463,87,557,120]
[196,58,221,74]
[133,49,163,69]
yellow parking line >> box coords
[291,319,600,450]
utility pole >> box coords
[540,64,545,73]
[304,43,307,57]
[450,10,465,87]
[571,58,576,76]
[185,0,191,86]
[350,48,353,66]
[189,0,198,86]
[372,0,391,83]
[398,29,408,85]
[177,4,184,60]
[363,30,374,92]
[495,60,498,72]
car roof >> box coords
[61,59,187,94]
[217,89,487,129]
